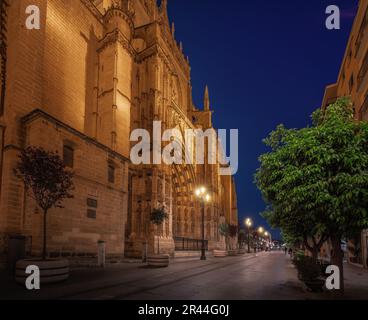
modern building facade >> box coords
[321,0,368,269]
[0,0,238,264]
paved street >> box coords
[1,251,367,300]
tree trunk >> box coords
[330,234,344,295]
[311,247,319,263]
[42,210,47,260]
[303,237,322,263]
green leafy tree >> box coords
[150,207,169,254]
[14,147,74,260]
[263,206,327,261]
[280,230,302,249]
[255,98,368,292]
[238,229,246,248]
[228,224,238,250]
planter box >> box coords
[237,249,246,255]
[213,250,228,257]
[228,250,238,256]
[303,279,325,292]
[147,255,170,268]
[15,259,69,284]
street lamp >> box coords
[195,186,211,261]
[257,227,264,252]
[264,231,269,251]
[244,218,252,253]
[264,231,272,250]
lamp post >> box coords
[245,218,252,253]
[195,186,211,261]
[257,227,264,252]
[264,231,272,250]
[264,231,269,251]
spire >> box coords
[204,85,210,111]
[160,0,168,16]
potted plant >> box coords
[147,206,170,268]
[214,223,229,257]
[14,147,74,284]
[293,255,324,292]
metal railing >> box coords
[174,237,208,251]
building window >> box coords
[63,145,74,168]
[87,209,97,219]
[87,198,98,220]
[108,163,115,183]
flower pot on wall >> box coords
[147,254,170,268]
[15,259,69,284]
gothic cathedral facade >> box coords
[0,0,238,261]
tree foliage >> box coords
[255,98,368,291]
[15,146,74,213]
[229,224,238,238]
[218,223,229,237]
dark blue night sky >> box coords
[168,0,358,240]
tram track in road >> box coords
[59,254,260,300]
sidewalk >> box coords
[284,255,368,300]
[342,263,368,300]
[0,254,256,300]
[0,253,366,300]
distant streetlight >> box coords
[195,186,211,261]
[244,218,252,253]
[264,231,272,248]
[257,227,264,252]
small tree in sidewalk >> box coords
[238,229,246,249]
[14,146,74,260]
